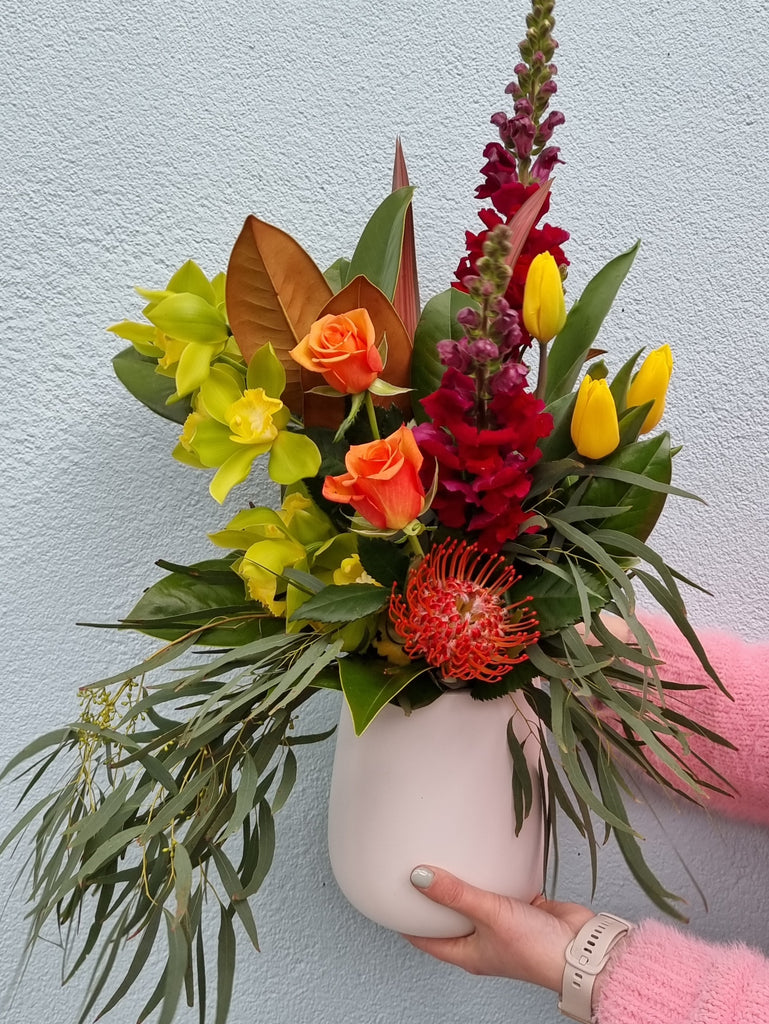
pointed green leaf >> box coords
[346,186,415,300]
[411,288,473,421]
[323,257,351,293]
[339,656,430,734]
[289,583,389,623]
[546,241,640,403]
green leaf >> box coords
[579,433,672,541]
[546,241,640,403]
[411,288,472,420]
[154,913,188,1024]
[507,722,533,836]
[290,583,389,623]
[124,559,271,645]
[215,907,236,1024]
[271,749,297,813]
[112,347,192,424]
[357,535,410,589]
[339,656,430,734]
[324,256,351,292]
[610,347,644,410]
[346,186,415,300]
[509,568,609,633]
[539,391,577,461]
[95,906,163,1019]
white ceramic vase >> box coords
[327,688,546,937]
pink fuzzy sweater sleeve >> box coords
[596,616,769,1024]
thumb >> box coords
[410,865,499,924]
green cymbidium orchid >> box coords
[108,260,239,399]
[175,344,321,501]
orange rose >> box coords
[290,308,383,394]
[323,425,425,530]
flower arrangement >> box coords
[1,1,731,1021]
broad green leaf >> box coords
[268,430,321,485]
[357,535,410,589]
[289,583,389,623]
[339,656,430,734]
[346,186,415,300]
[324,256,351,292]
[546,241,640,403]
[147,293,229,346]
[580,433,672,540]
[411,288,471,421]
[508,568,609,633]
[112,347,192,424]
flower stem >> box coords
[535,340,548,401]
[364,391,380,440]
[406,531,425,559]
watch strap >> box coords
[558,912,632,1023]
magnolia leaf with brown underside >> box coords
[391,138,421,338]
[226,216,333,415]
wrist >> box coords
[559,913,633,1023]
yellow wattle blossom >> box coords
[227,389,284,445]
[522,251,567,343]
[571,375,620,460]
[627,344,673,433]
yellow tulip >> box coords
[522,251,567,343]
[627,344,673,433]
[571,375,620,460]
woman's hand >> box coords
[403,866,594,992]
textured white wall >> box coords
[1,0,767,1021]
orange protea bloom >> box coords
[389,540,539,684]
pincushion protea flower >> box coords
[389,540,539,683]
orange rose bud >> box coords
[322,425,425,531]
[290,308,383,394]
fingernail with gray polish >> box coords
[410,866,434,889]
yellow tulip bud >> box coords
[571,375,620,460]
[626,344,673,433]
[522,251,567,343]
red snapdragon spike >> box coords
[389,540,539,684]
